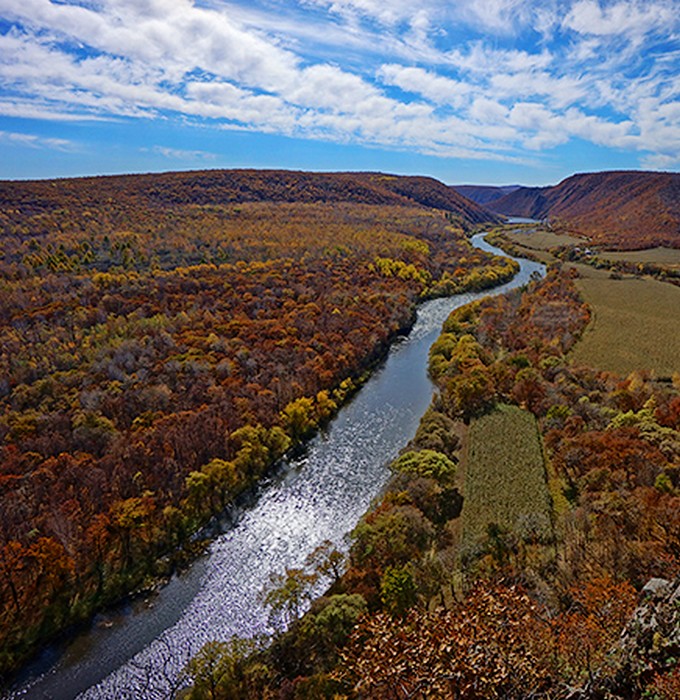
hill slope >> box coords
[491,171,680,249]
[452,184,521,206]
[0,169,499,230]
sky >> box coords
[0,0,678,185]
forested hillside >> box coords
[0,170,508,677]
[0,169,498,254]
[451,184,521,206]
[490,171,680,249]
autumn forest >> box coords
[1,169,679,699]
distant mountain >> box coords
[0,169,500,228]
[364,174,502,225]
[490,171,680,249]
[452,185,522,206]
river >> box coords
[6,232,544,700]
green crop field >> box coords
[570,264,680,377]
[461,404,553,556]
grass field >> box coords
[488,226,680,377]
[461,404,553,556]
[505,229,583,251]
[570,264,680,377]
[598,247,680,267]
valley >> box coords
[0,169,678,700]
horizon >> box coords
[1,1,679,185]
[0,164,672,189]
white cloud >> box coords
[185,81,298,129]
[0,129,74,150]
[2,0,300,90]
[641,152,680,169]
[0,98,107,121]
[489,71,587,110]
[508,102,558,131]
[454,0,539,33]
[303,0,426,26]
[562,109,637,149]
[0,0,678,169]
[564,0,676,38]
[150,145,217,160]
[307,0,558,36]
[470,97,509,124]
[378,65,475,107]
[446,43,554,75]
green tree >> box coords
[305,540,345,585]
[351,504,433,572]
[411,407,460,456]
[262,567,318,631]
[183,637,265,700]
[391,449,457,483]
[276,594,368,678]
[380,565,416,617]
[443,364,495,422]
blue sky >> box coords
[0,0,678,185]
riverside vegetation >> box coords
[0,170,519,679]
[180,229,680,699]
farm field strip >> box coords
[597,246,680,267]
[489,227,680,378]
[570,265,680,377]
[505,229,583,251]
[461,404,553,555]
